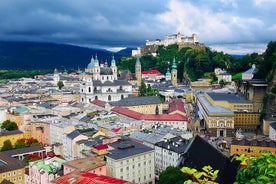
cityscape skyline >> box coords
[0,0,275,54]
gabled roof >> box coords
[91,99,106,107]
[93,144,108,150]
[67,130,81,140]
[112,106,188,121]
[168,99,186,114]
[142,69,160,75]
[52,171,132,184]
[109,96,161,106]
[179,135,240,184]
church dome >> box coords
[100,67,113,75]
[87,62,94,69]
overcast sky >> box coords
[0,0,275,54]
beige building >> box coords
[197,92,260,136]
[106,139,155,184]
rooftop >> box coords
[63,157,105,171]
[0,153,27,173]
[231,138,276,147]
[109,96,161,106]
[106,139,154,160]
[206,92,249,103]
[52,171,132,184]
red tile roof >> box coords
[142,69,160,75]
[91,99,106,108]
[168,99,186,114]
[111,106,188,121]
[53,171,132,184]
[93,144,108,150]
[111,128,122,133]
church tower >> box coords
[171,58,177,86]
[53,68,60,84]
[110,55,117,80]
[165,67,171,81]
[135,57,142,86]
[93,55,100,80]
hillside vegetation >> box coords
[118,42,276,82]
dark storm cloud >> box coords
[0,0,275,53]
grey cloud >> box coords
[0,0,275,54]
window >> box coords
[8,172,11,177]
[2,174,5,178]
[13,171,16,176]
[120,168,123,172]
[18,176,22,181]
[99,168,102,172]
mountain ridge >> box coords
[0,41,132,70]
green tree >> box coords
[1,139,13,151]
[57,80,64,90]
[14,139,26,149]
[234,150,276,184]
[181,165,219,184]
[139,80,147,96]
[219,79,226,88]
[1,120,18,131]
[158,166,189,184]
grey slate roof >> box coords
[109,96,161,106]
[106,139,154,160]
[155,136,189,154]
[206,92,250,103]
[1,146,46,157]
[67,130,81,140]
[128,131,148,142]
[143,133,165,145]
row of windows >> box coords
[2,170,22,178]
[120,174,152,183]
[120,161,151,172]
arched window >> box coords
[121,95,124,99]
[88,87,91,93]
[95,96,98,100]
[108,95,111,101]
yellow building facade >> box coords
[230,138,276,156]
[0,154,27,184]
[0,130,31,148]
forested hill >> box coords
[117,42,275,82]
[0,41,131,70]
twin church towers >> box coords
[135,57,178,86]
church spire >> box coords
[111,55,116,66]
[172,57,177,70]
[94,54,99,66]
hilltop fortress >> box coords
[132,32,205,56]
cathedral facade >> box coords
[80,56,132,103]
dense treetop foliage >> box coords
[1,120,18,131]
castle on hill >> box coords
[132,32,204,56]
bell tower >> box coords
[135,57,142,86]
[171,58,177,86]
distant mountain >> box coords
[0,41,129,70]
[116,47,135,57]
